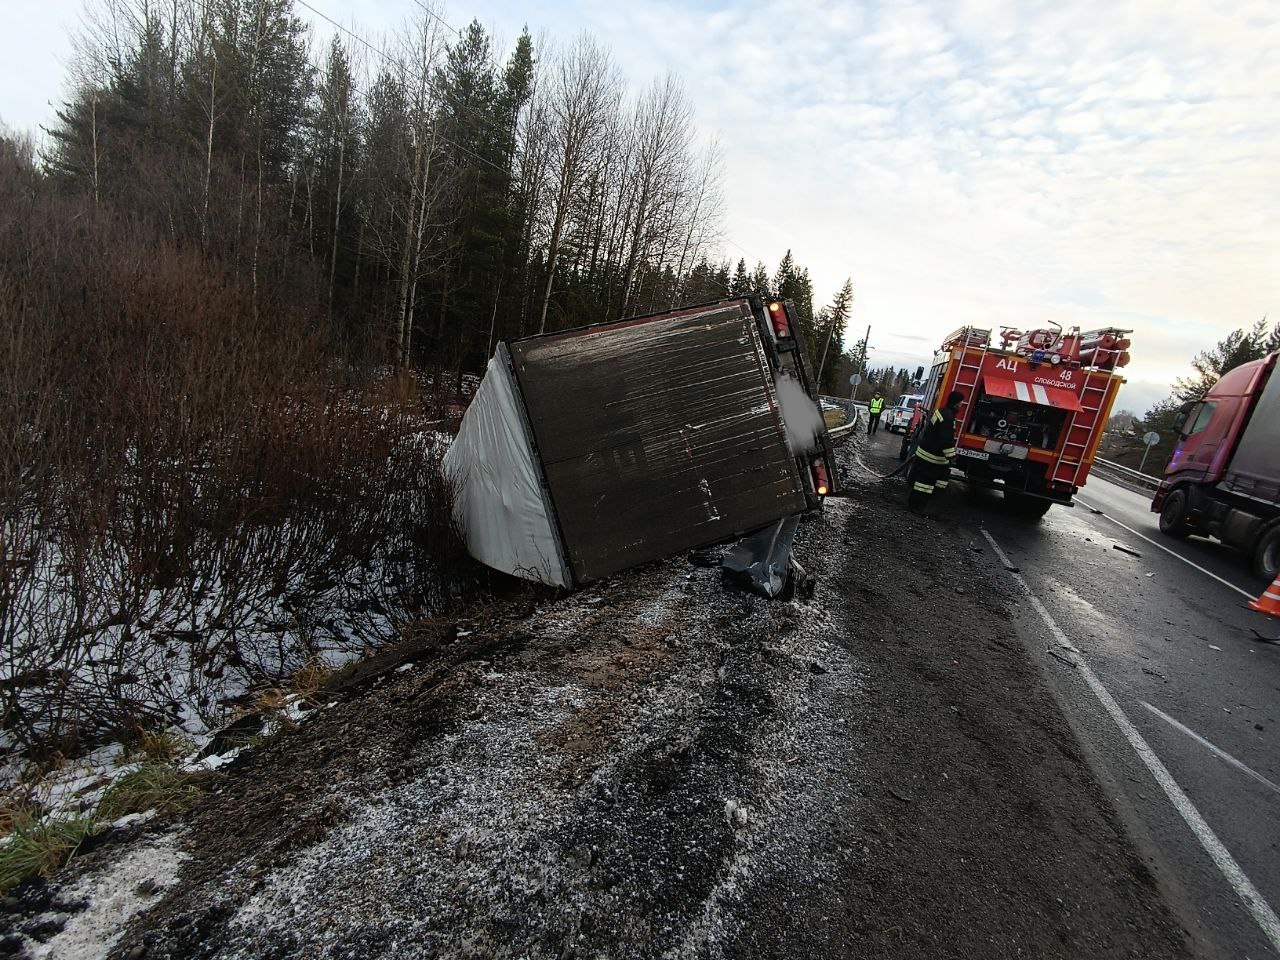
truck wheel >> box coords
[1004,490,1051,520]
[1251,524,1280,581]
[1158,489,1192,539]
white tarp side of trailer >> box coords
[442,354,570,587]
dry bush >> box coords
[0,156,480,761]
[290,658,333,698]
[137,730,196,764]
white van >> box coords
[886,394,924,434]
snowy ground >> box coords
[22,833,187,960]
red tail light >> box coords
[768,301,791,339]
[812,460,830,496]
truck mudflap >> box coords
[1151,482,1170,512]
[721,515,802,598]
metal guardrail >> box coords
[820,395,861,442]
[1093,457,1161,491]
[828,420,858,441]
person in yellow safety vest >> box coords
[908,390,965,512]
[866,391,886,435]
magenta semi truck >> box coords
[1152,351,1280,579]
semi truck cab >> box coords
[1153,353,1280,579]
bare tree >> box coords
[616,74,691,317]
[669,138,725,307]
[536,34,615,334]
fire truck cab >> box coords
[900,325,1129,517]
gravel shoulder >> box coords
[6,436,1195,960]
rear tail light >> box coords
[812,460,830,496]
[768,301,791,339]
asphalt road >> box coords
[862,430,1280,959]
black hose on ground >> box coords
[824,433,914,492]
[865,457,913,481]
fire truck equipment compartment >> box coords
[981,376,1085,412]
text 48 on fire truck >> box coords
[900,324,1131,518]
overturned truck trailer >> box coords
[443,296,837,590]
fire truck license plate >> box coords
[956,449,989,461]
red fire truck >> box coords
[899,325,1130,517]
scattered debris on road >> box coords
[1048,648,1079,669]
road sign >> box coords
[1139,431,1162,474]
[848,374,862,386]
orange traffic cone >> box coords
[1248,573,1280,615]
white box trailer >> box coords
[443,297,836,589]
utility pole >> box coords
[854,324,871,400]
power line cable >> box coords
[302,0,757,278]
[295,0,514,179]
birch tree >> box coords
[536,34,614,334]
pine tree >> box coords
[816,278,854,393]
[713,261,730,296]
[435,19,503,363]
[1174,316,1279,401]
[308,36,362,319]
[751,261,771,297]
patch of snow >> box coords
[185,747,244,772]
[1,745,140,820]
[109,809,158,830]
[27,833,188,960]
[227,677,591,956]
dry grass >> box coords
[0,805,99,894]
[253,689,291,714]
[0,760,212,894]
[95,763,209,822]
[291,658,334,698]
[137,730,197,764]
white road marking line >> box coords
[1074,495,1256,601]
[981,528,1280,953]
[1140,701,1280,799]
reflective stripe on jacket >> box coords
[869,397,885,414]
[915,407,957,464]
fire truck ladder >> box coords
[1052,368,1111,488]
[943,327,992,430]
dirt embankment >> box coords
[7,438,1193,960]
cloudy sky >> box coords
[3,0,1277,415]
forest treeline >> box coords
[18,0,852,384]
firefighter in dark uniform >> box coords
[908,390,964,511]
